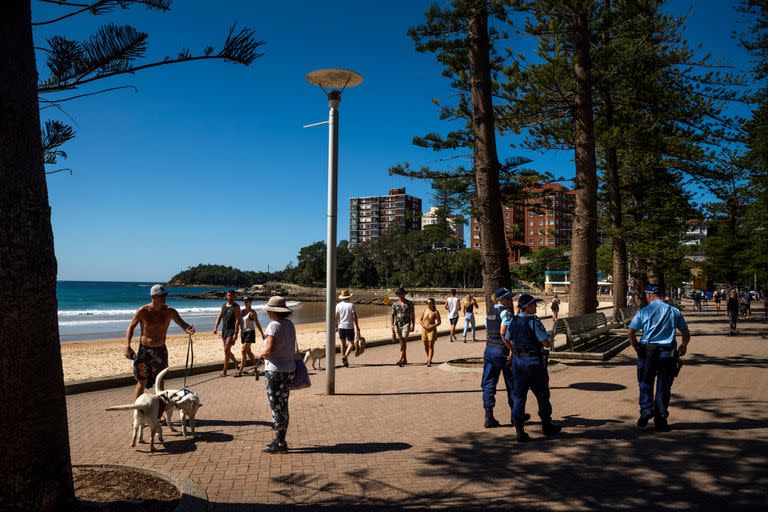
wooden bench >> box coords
[549,312,614,350]
[549,312,629,360]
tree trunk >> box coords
[600,0,628,314]
[0,2,75,510]
[603,115,628,312]
[467,5,511,312]
[569,5,599,315]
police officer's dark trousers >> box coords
[512,355,552,425]
[636,344,676,420]
[481,343,514,412]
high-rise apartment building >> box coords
[421,206,465,242]
[349,188,422,245]
[469,183,575,264]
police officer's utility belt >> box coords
[486,340,507,349]
[640,343,675,353]
[514,350,543,358]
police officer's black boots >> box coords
[484,409,501,428]
[541,420,562,436]
[512,413,531,426]
[654,418,671,432]
[515,425,530,442]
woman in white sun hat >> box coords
[257,296,297,454]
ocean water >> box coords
[56,281,305,342]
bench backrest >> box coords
[562,312,608,335]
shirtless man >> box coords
[124,284,195,399]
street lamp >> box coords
[305,68,363,395]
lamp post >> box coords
[306,69,363,395]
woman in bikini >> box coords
[420,298,442,367]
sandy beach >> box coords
[60,298,591,382]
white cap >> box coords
[150,284,168,297]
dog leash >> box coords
[182,332,194,391]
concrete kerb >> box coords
[64,304,616,395]
[73,463,208,512]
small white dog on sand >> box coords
[105,394,165,452]
[154,367,202,438]
[303,347,325,370]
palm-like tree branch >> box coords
[34,0,171,26]
[38,23,263,93]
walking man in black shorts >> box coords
[335,290,362,367]
[213,290,242,376]
[445,289,460,342]
[125,284,195,399]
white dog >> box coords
[303,347,325,370]
[155,367,202,437]
[106,393,165,452]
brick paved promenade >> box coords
[67,307,768,510]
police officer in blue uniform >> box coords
[508,293,561,442]
[628,284,691,432]
[481,288,517,428]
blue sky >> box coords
[33,0,753,282]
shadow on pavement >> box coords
[289,442,412,455]
[161,438,196,454]
[683,353,768,368]
[195,419,273,428]
[335,389,480,397]
[568,381,627,391]
[204,395,768,510]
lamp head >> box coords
[327,89,341,108]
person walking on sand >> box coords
[445,289,461,342]
[628,284,691,433]
[124,284,195,400]
[727,289,740,336]
[213,290,241,376]
[234,296,264,377]
[391,287,415,367]
[420,298,442,366]
[462,294,479,343]
[550,294,561,321]
[336,289,361,368]
[713,290,721,313]
[258,296,297,454]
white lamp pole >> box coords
[306,69,363,395]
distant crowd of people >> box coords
[689,288,766,336]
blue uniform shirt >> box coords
[629,300,688,346]
[498,304,513,328]
[504,312,549,342]
[520,312,550,342]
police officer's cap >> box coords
[518,293,543,309]
[494,287,515,300]
[644,284,665,296]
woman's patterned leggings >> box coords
[265,370,295,434]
